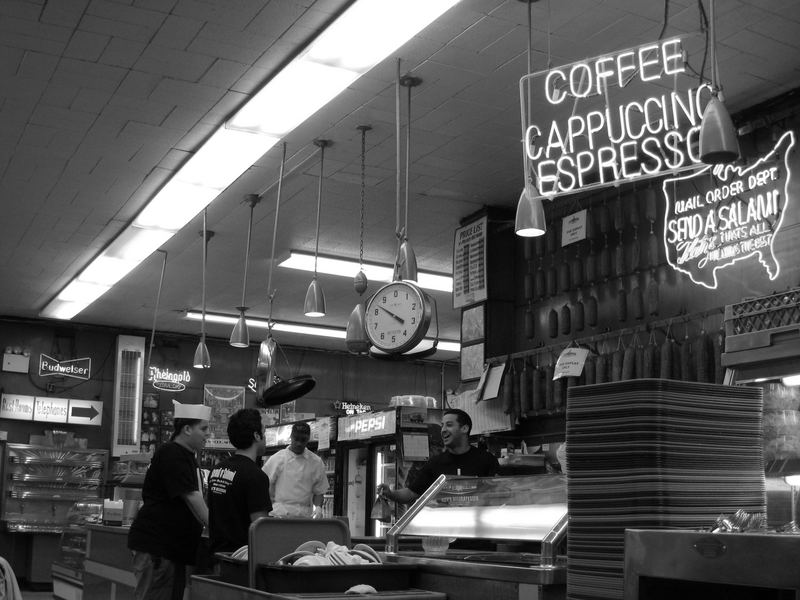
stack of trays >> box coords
[565,379,765,600]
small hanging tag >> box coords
[561,209,587,246]
[553,347,590,380]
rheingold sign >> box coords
[148,366,190,392]
[662,131,795,289]
[520,35,709,199]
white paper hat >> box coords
[172,400,212,421]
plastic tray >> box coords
[256,563,417,593]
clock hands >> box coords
[378,305,405,324]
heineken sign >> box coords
[663,131,795,288]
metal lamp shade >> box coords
[699,96,740,165]
[304,277,326,317]
[193,337,211,369]
[398,239,418,281]
[345,303,370,354]
[515,189,547,237]
[229,308,249,348]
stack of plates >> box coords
[565,379,765,600]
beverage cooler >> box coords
[334,408,441,538]
[262,417,337,519]
[720,288,800,526]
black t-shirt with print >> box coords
[128,442,204,564]
[407,446,500,496]
[207,454,272,553]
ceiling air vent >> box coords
[112,335,145,456]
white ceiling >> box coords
[1,0,799,360]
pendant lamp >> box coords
[699,0,740,165]
[193,209,212,369]
[257,143,317,406]
[304,139,330,317]
[346,125,372,355]
[396,67,420,282]
[515,0,547,237]
[230,194,260,347]
[515,189,547,237]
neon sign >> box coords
[148,366,190,392]
[662,131,795,288]
[39,354,91,380]
[338,410,396,441]
[521,35,710,199]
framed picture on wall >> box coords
[460,342,484,382]
[461,304,485,344]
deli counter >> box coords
[191,473,568,600]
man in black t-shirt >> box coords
[207,408,272,554]
[377,408,499,503]
[129,401,212,600]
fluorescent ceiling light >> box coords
[228,60,361,136]
[174,127,280,190]
[279,251,453,293]
[78,256,138,287]
[185,310,459,352]
[783,374,800,387]
[307,0,461,71]
[41,0,463,321]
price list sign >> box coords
[452,215,487,309]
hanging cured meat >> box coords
[585,294,598,327]
[631,285,644,320]
[617,287,628,322]
[524,307,535,340]
[502,360,514,415]
[520,360,532,414]
[531,361,544,411]
[548,308,559,338]
[574,299,585,332]
[583,352,596,385]
[560,303,571,336]
[713,328,726,384]
[647,271,659,317]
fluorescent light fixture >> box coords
[785,474,800,486]
[228,60,361,136]
[279,251,453,293]
[306,0,461,72]
[185,310,459,352]
[783,374,800,387]
[134,180,220,232]
[174,127,280,190]
[41,0,463,321]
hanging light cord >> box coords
[313,143,325,278]
[395,58,402,238]
[146,250,168,369]
[266,142,287,330]
[404,79,412,237]
[239,201,255,308]
[200,208,208,337]
[359,127,367,268]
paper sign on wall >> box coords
[561,210,587,246]
[553,347,590,380]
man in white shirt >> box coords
[262,422,328,518]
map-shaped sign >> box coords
[662,131,795,289]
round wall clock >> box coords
[365,281,432,354]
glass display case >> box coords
[0,443,108,533]
[385,474,568,563]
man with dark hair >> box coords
[129,400,211,600]
[262,421,328,518]
[207,408,272,553]
[378,408,499,504]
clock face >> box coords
[365,282,430,353]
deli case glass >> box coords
[0,442,108,533]
[385,473,568,564]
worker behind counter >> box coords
[377,408,500,504]
[207,408,272,554]
[262,421,329,518]
[128,400,211,600]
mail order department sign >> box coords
[662,131,795,289]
